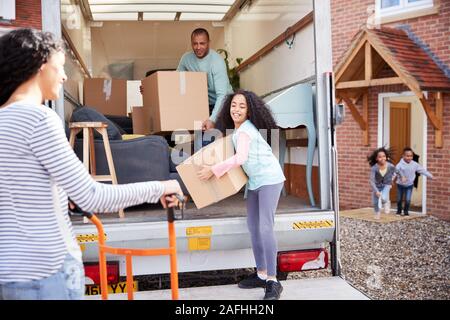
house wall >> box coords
[331,0,450,220]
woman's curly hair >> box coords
[367,146,395,166]
[0,28,65,105]
[215,90,278,142]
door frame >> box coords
[377,91,428,215]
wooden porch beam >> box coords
[365,41,372,81]
[339,91,367,131]
[336,77,403,89]
[362,92,369,146]
[367,34,423,95]
[336,36,368,82]
[417,94,442,131]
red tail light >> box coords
[84,261,120,284]
[277,249,328,272]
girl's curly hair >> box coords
[215,90,278,142]
[0,28,65,106]
[367,146,394,166]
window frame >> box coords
[375,0,437,23]
[0,0,15,21]
[375,0,435,18]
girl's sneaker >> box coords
[264,280,283,300]
[374,212,381,220]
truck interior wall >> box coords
[61,1,92,120]
[61,1,92,74]
[224,1,314,96]
[90,21,225,80]
[63,56,84,121]
[222,0,318,204]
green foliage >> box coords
[217,49,243,91]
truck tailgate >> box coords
[75,210,335,274]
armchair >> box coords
[69,107,189,195]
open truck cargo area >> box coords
[56,0,351,298]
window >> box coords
[378,0,433,13]
[375,0,436,22]
[0,0,15,21]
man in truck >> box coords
[177,28,233,132]
[140,28,232,134]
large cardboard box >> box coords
[83,78,127,116]
[142,71,209,133]
[176,135,248,209]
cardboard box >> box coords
[83,78,127,116]
[131,106,151,135]
[176,135,248,209]
[142,71,209,133]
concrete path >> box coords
[85,276,369,300]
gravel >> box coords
[289,215,450,300]
[136,214,449,299]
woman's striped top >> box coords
[0,101,164,282]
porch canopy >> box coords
[334,27,450,147]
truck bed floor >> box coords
[71,193,318,226]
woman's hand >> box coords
[160,180,183,208]
[197,165,214,181]
[376,191,381,197]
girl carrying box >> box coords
[197,90,285,300]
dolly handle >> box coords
[167,207,175,223]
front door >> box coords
[389,101,411,201]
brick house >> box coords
[331,0,450,220]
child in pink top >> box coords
[197,90,285,300]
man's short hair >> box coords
[191,28,209,41]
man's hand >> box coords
[401,176,407,183]
[202,119,215,131]
[376,191,381,197]
[197,165,214,181]
[139,85,144,95]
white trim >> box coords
[421,104,427,214]
[377,91,427,215]
[375,0,434,18]
[0,26,15,36]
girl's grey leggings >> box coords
[246,182,284,277]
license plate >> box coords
[85,281,138,296]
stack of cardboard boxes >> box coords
[83,73,244,209]
[83,71,209,135]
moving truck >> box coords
[57,0,344,294]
